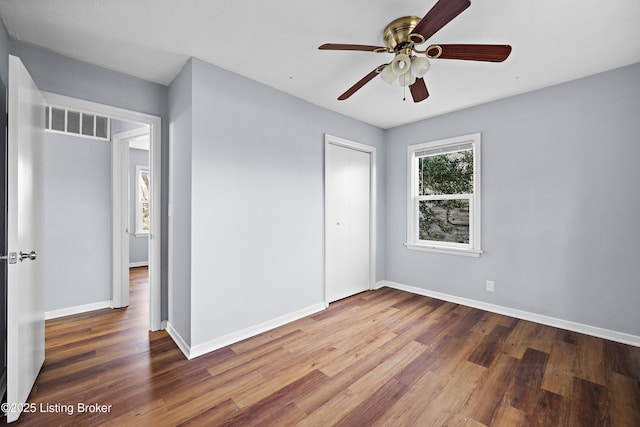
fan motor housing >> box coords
[383,16,421,51]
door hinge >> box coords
[0,252,17,264]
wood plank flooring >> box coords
[5,267,640,426]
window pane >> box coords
[418,149,473,196]
[82,113,95,136]
[67,111,81,134]
[419,199,470,243]
[95,116,108,138]
[142,202,149,231]
[51,108,65,131]
[45,106,49,129]
[139,169,150,232]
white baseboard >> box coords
[165,322,191,359]
[382,280,640,347]
[373,280,386,290]
[167,303,326,360]
[45,300,112,320]
[129,261,149,268]
[189,303,326,359]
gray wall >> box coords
[129,148,149,265]
[112,118,147,135]
[385,62,640,337]
[185,58,385,346]
[11,41,170,319]
[43,133,111,311]
[167,59,193,344]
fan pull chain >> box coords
[403,85,406,101]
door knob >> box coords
[19,250,37,261]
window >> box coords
[45,105,110,140]
[135,165,150,235]
[406,133,482,257]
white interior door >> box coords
[112,133,130,308]
[5,55,45,423]
[326,142,371,303]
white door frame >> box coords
[324,134,376,307]
[42,92,163,331]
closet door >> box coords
[326,142,371,303]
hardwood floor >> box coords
[6,267,640,426]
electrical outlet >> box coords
[486,280,495,292]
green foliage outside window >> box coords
[418,150,473,242]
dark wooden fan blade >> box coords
[338,65,386,101]
[410,78,429,103]
[431,44,512,62]
[411,0,471,42]
[319,43,386,52]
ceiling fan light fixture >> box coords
[399,70,416,87]
[380,65,397,84]
[319,1,512,102]
[390,53,411,75]
[410,56,430,78]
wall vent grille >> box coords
[45,105,110,141]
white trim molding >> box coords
[404,243,482,257]
[165,322,191,360]
[167,303,326,360]
[381,280,640,348]
[45,301,112,320]
[373,280,386,290]
[129,261,149,268]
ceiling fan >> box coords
[319,0,512,102]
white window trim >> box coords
[135,165,150,236]
[405,132,482,257]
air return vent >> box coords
[45,106,110,141]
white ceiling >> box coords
[1,0,639,129]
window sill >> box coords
[404,243,482,258]
[134,232,150,238]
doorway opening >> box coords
[43,92,162,331]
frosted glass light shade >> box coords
[391,54,411,75]
[399,70,416,87]
[380,65,397,84]
[411,57,431,78]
